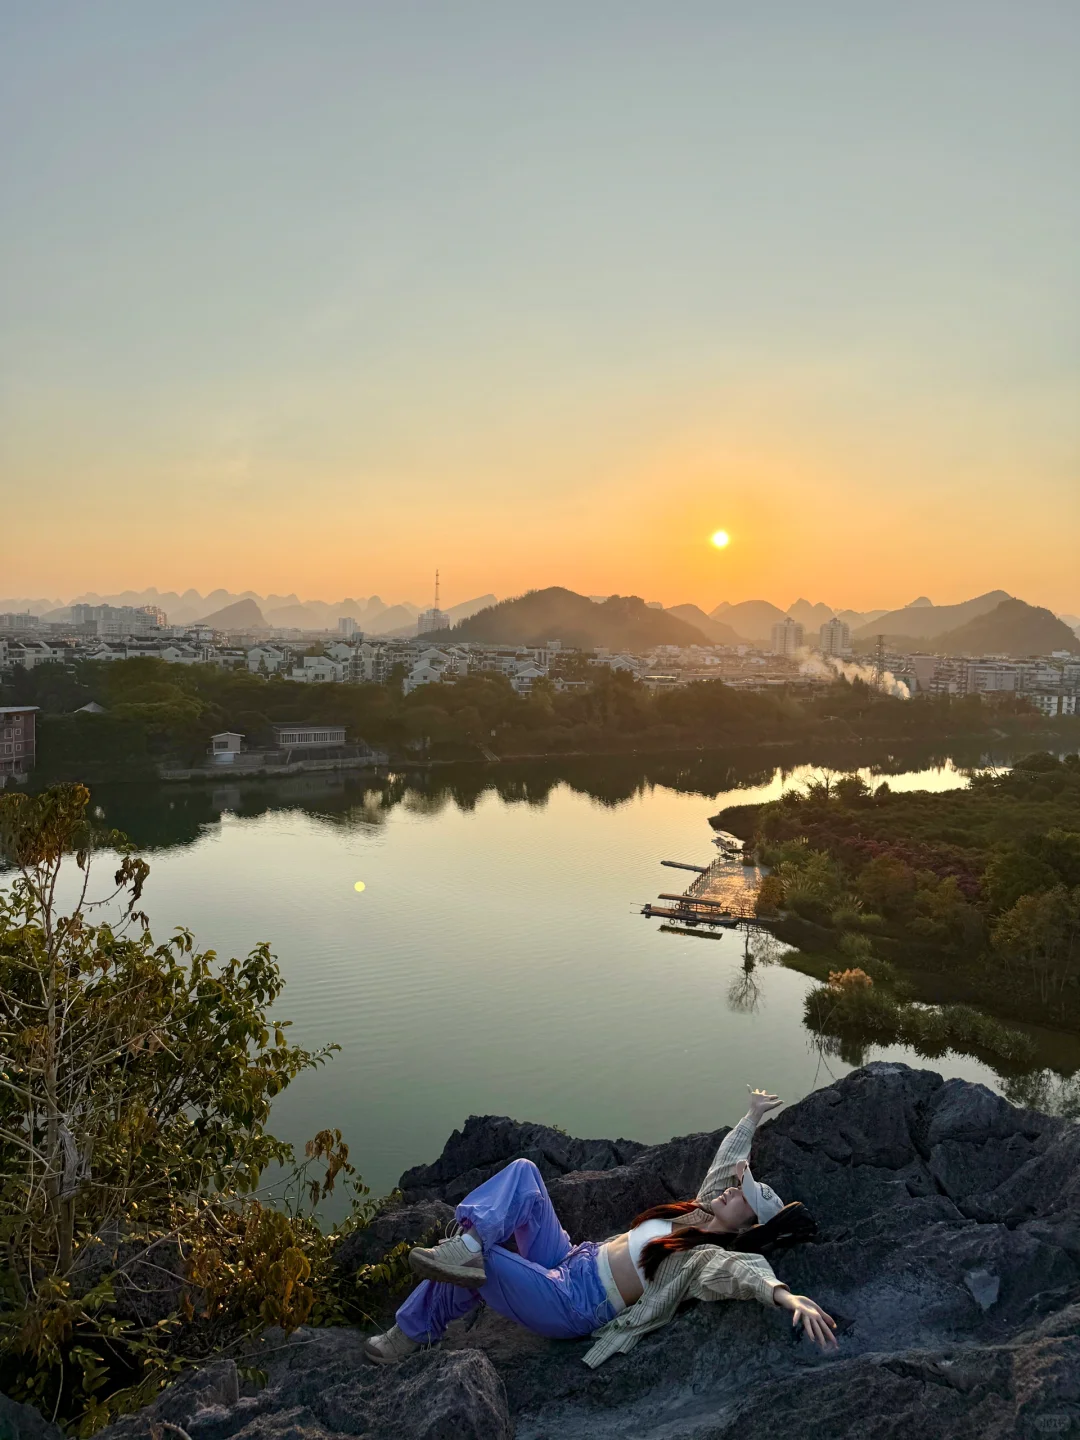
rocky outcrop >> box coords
[54,1065,1080,1437]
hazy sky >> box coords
[3,2,1078,611]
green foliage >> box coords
[855,855,917,918]
[771,843,843,923]
[992,885,1080,1005]
[804,969,1036,1069]
[984,849,1061,913]
[834,774,872,805]
[0,785,367,1432]
[747,752,1080,1024]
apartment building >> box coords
[819,617,852,657]
[770,618,804,656]
[0,706,38,785]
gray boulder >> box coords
[0,1391,66,1440]
[96,1334,510,1440]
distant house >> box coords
[247,645,287,674]
[74,701,107,714]
[0,706,39,786]
[271,723,347,749]
[289,656,345,684]
[510,662,547,694]
[209,731,245,764]
[403,660,445,694]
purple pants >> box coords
[395,1158,619,1342]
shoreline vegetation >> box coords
[713,752,1080,1050]
[5,654,1079,787]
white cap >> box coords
[739,1164,784,1224]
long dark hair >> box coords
[631,1199,817,1283]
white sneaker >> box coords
[408,1228,487,1287]
[363,1325,421,1365]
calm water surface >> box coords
[53,749,1079,1200]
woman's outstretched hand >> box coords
[772,1286,838,1350]
[746,1088,782,1124]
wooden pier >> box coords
[642,841,766,934]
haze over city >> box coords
[4,3,1078,610]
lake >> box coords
[44,744,1080,1204]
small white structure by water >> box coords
[209,731,244,764]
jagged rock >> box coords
[334,1201,456,1276]
[0,1390,66,1440]
[97,1337,510,1440]
[39,1065,1080,1439]
[398,1116,646,1205]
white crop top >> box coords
[626,1218,673,1286]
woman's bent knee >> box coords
[506,1157,543,1180]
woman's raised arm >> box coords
[697,1088,782,1204]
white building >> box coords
[403,660,447,694]
[771,618,804,656]
[818,617,851,657]
[338,617,361,638]
[247,645,287,674]
[510,662,547,693]
[72,603,166,638]
[417,608,451,635]
[272,723,347,748]
[289,655,345,683]
[209,732,245,764]
[4,641,71,670]
[1028,692,1078,718]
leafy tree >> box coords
[992,884,1080,1005]
[982,848,1059,913]
[834,774,871,805]
[855,855,917,918]
[0,785,365,1431]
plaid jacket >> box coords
[582,1114,782,1368]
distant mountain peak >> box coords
[197,598,267,630]
[452,586,711,649]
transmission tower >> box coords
[874,634,886,691]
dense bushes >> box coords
[804,968,1036,1069]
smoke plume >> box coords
[798,649,911,699]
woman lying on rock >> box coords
[364,1087,837,1366]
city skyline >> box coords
[4,4,1078,610]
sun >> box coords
[710,530,730,549]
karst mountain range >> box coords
[4,586,1079,654]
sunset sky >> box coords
[3,3,1078,613]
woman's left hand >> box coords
[746,1088,782,1123]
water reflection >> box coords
[85,738,1017,855]
[7,741,1080,1200]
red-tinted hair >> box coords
[630,1200,817,1284]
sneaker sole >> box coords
[408,1249,487,1287]
[363,1339,405,1365]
